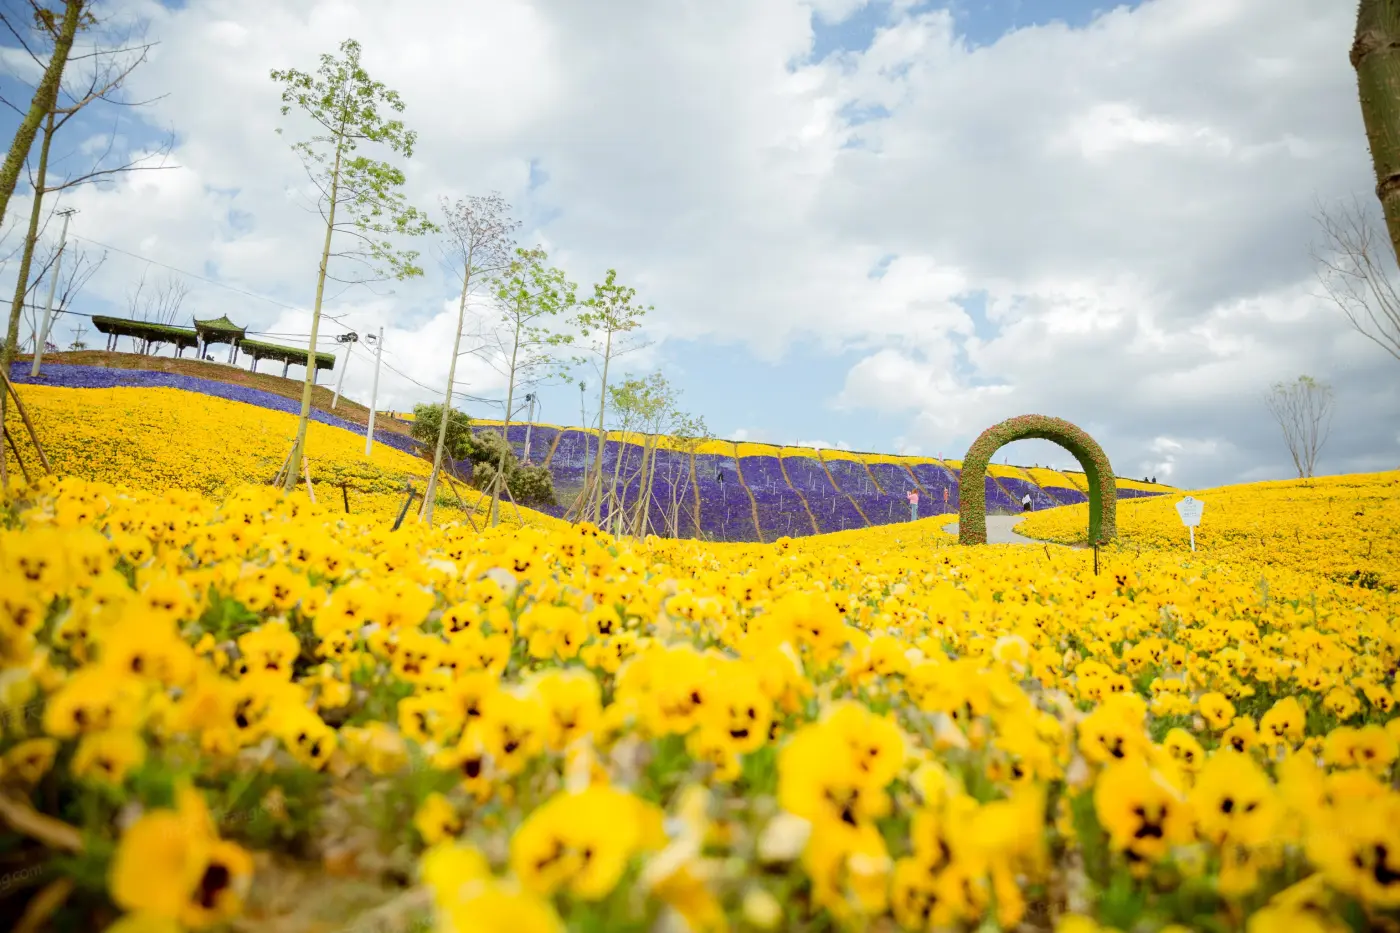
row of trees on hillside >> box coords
[591,371,708,538]
[0,16,703,529]
[266,37,703,531]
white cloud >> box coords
[1053,102,1235,161]
[4,0,1394,487]
[793,438,853,451]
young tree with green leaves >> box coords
[420,193,519,524]
[646,392,711,535]
[570,269,650,525]
[663,412,707,538]
[271,38,435,491]
[479,246,576,525]
[606,371,706,537]
[599,374,661,535]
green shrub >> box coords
[467,430,557,507]
[410,404,475,460]
[511,464,557,507]
[467,429,513,467]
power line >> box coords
[64,233,354,331]
[342,341,503,411]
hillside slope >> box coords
[1017,470,1400,590]
[473,419,1174,541]
[14,350,412,437]
[2,384,558,530]
[10,354,1173,542]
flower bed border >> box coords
[958,414,1117,545]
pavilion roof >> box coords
[193,315,247,337]
[240,338,335,371]
[90,315,198,348]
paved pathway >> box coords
[942,514,1044,545]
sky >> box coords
[0,0,1395,489]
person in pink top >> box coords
[906,488,919,521]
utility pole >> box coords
[523,392,536,464]
[332,331,357,409]
[364,327,383,457]
[30,208,74,377]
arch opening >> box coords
[957,414,1117,545]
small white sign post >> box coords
[1175,496,1204,551]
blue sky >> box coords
[1,0,1392,486]
[812,0,1141,57]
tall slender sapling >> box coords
[419,193,519,524]
[271,38,435,491]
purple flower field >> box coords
[909,463,960,512]
[999,475,1059,512]
[1036,483,1081,507]
[9,363,421,457]
[867,462,919,496]
[487,422,558,464]
[18,363,1170,541]
[822,457,880,496]
[735,454,787,492]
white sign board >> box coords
[1175,496,1203,552]
[1175,496,1204,527]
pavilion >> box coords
[89,312,335,379]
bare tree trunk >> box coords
[566,463,593,522]
[0,112,55,436]
[666,467,679,538]
[646,437,663,529]
[604,426,630,534]
[1355,0,1400,259]
[625,438,653,537]
[2,113,53,355]
[671,463,686,537]
[638,436,657,536]
[286,135,344,491]
[588,330,614,523]
[489,328,521,526]
[0,0,84,232]
[422,257,473,524]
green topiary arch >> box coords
[958,414,1117,546]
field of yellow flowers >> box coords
[1017,471,1400,592]
[2,385,1400,933]
[2,384,559,532]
